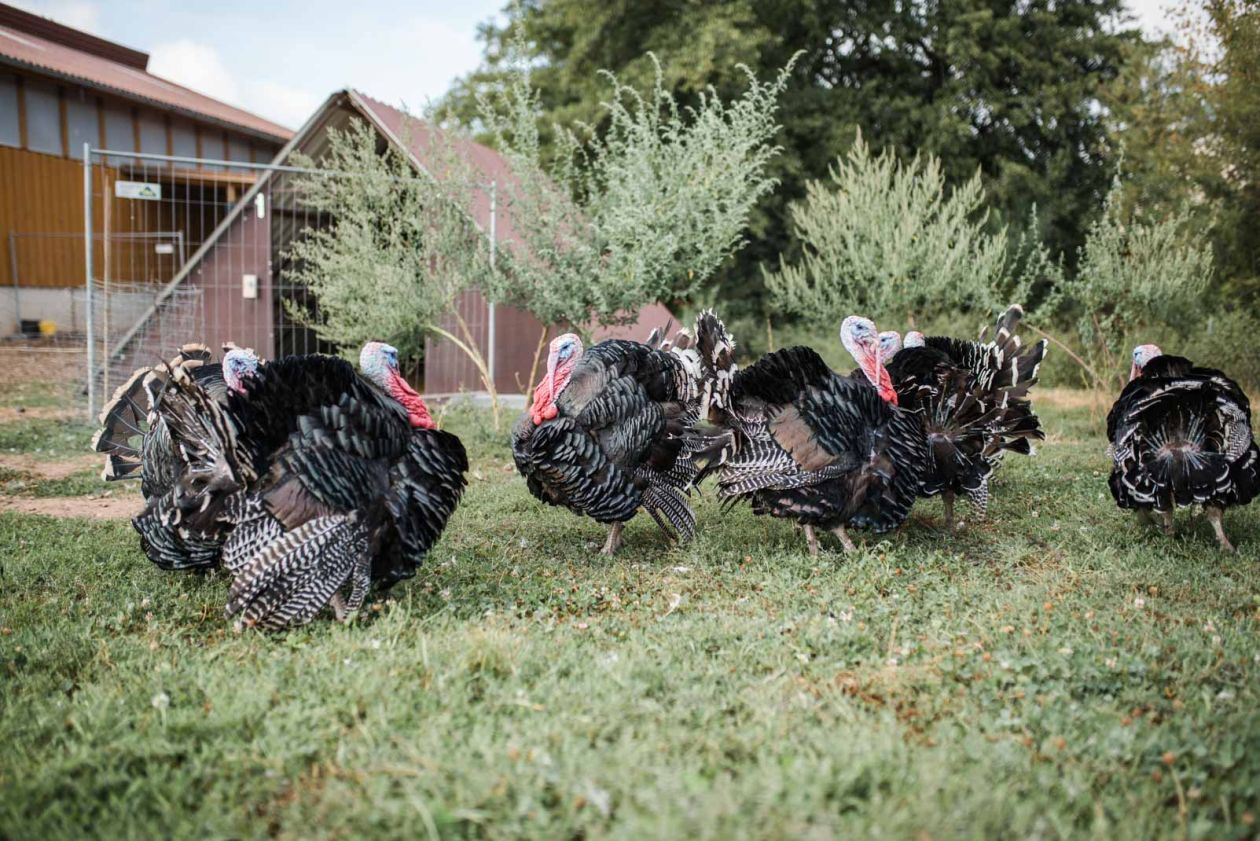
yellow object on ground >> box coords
[38,320,56,336]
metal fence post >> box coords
[83,143,94,421]
[487,179,497,390]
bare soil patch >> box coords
[0,494,140,520]
[0,453,100,479]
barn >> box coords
[0,2,291,337]
[103,86,671,398]
[1,4,671,407]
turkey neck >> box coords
[529,361,574,425]
[858,346,898,406]
[387,371,435,429]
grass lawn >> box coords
[1,398,1257,839]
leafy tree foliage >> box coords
[765,134,1016,324]
[446,0,1138,319]
[480,53,792,329]
[1040,178,1214,390]
[1106,0,1260,302]
[284,119,489,363]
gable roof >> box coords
[103,88,523,366]
[0,2,291,142]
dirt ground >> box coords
[0,452,100,479]
[0,494,141,519]
[0,341,86,389]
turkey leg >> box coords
[942,490,956,532]
[803,524,819,558]
[1205,506,1235,553]
[831,525,856,553]
[330,592,348,622]
[1161,510,1175,536]
[601,522,625,556]
[1136,508,1156,528]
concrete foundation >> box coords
[1,287,155,336]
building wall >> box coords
[0,68,281,302]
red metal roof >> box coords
[351,91,522,246]
[0,3,291,142]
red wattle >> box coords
[389,371,435,429]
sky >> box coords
[12,0,1177,131]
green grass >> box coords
[1,400,1258,839]
[0,417,99,459]
[0,378,77,410]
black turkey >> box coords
[887,305,1046,529]
[93,344,261,570]
[512,323,702,555]
[692,314,927,555]
[221,342,467,629]
[1107,343,1258,552]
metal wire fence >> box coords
[82,147,337,419]
[80,146,502,420]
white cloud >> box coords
[149,40,320,129]
[9,0,100,33]
[247,81,321,130]
[148,39,241,103]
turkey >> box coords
[511,322,703,555]
[885,305,1047,530]
[879,331,902,363]
[691,314,927,555]
[219,342,468,629]
[1107,344,1258,552]
[93,344,261,570]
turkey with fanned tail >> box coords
[512,321,703,555]
[1107,344,1258,552]
[92,343,261,570]
[222,342,467,629]
[886,305,1047,529]
[690,313,927,555]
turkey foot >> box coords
[831,525,856,553]
[803,524,819,558]
[1205,506,1235,553]
[330,592,348,622]
[1136,508,1157,528]
[601,522,625,556]
[1161,510,1175,536]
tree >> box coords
[1104,0,1260,303]
[445,0,1139,321]
[284,118,502,421]
[476,50,793,382]
[1040,178,1214,391]
[765,134,1016,325]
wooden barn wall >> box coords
[0,147,90,288]
[183,201,274,358]
[0,147,259,290]
[424,289,551,395]
[422,295,679,396]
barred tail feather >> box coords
[226,515,369,631]
[92,366,152,481]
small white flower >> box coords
[1105,657,1118,669]
[518,537,529,549]
[886,657,899,667]
[1134,596,1146,609]
[1211,635,1222,647]
[1203,621,1216,633]
[369,639,382,650]
[150,692,170,710]
[1059,646,1074,655]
